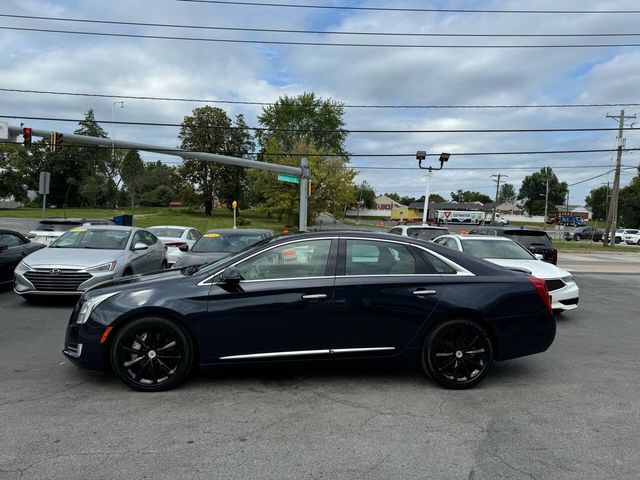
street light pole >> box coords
[421,169,433,224]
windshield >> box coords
[50,228,131,249]
[461,239,535,260]
[148,227,185,238]
[192,232,265,253]
[34,221,82,232]
[406,227,449,240]
[502,230,552,248]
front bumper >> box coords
[14,268,117,296]
[549,281,579,311]
[63,302,108,371]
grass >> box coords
[0,207,289,233]
[554,240,639,253]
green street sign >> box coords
[277,173,300,184]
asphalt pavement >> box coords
[1,270,639,480]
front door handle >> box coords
[302,294,327,300]
[413,289,437,296]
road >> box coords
[1,271,639,479]
[0,217,38,235]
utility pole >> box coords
[604,109,635,246]
[544,178,550,224]
[491,174,506,224]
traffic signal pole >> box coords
[8,125,310,231]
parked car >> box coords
[602,229,639,244]
[147,226,202,266]
[563,226,604,242]
[466,226,558,264]
[388,224,450,241]
[433,235,578,312]
[0,229,45,285]
[173,229,274,268]
[14,226,167,299]
[63,231,556,392]
[27,218,115,245]
[557,216,586,227]
[624,230,640,245]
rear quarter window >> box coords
[503,231,553,248]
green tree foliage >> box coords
[619,174,640,227]
[0,143,35,203]
[383,192,401,203]
[250,139,356,227]
[356,181,376,208]
[518,167,568,215]
[584,184,611,222]
[498,183,517,204]
[419,194,446,204]
[178,106,253,216]
[120,150,146,208]
[257,93,348,157]
[450,190,493,204]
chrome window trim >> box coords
[330,347,395,354]
[220,349,330,360]
[198,237,340,286]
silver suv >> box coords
[388,224,450,241]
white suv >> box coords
[388,224,450,241]
[624,230,640,245]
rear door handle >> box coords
[302,294,327,300]
[413,289,437,296]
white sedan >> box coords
[147,226,202,266]
[433,234,579,312]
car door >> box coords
[0,233,29,283]
[128,231,152,273]
[202,238,338,362]
[330,238,445,358]
[142,231,164,269]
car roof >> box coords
[470,226,544,232]
[397,224,448,230]
[203,228,273,234]
[37,218,112,223]
[74,225,137,231]
[447,235,513,241]
[0,228,27,238]
[147,225,191,229]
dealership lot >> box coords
[0,271,639,480]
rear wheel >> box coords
[122,267,133,277]
[161,260,168,270]
[421,319,493,389]
[110,317,193,391]
[574,234,582,241]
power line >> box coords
[5,141,640,158]
[3,13,638,38]
[3,26,640,48]
[175,0,640,15]
[3,87,639,110]
[3,114,640,134]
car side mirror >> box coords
[133,242,148,251]
[0,244,8,252]
[178,244,189,252]
[220,266,242,283]
[534,253,544,260]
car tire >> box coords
[574,234,581,241]
[123,267,133,277]
[110,316,193,392]
[421,319,493,389]
[161,261,168,270]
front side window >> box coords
[345,240,416,275]
[237,239,332,280]
[0,233,23,247]
[388,228,403,235]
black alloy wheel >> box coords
[422,319,493,389]
[111,317,193,391]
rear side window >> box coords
[503,230,552,248]
[406,228,448,241]
[345,240,416,275]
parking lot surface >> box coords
[1,272,639,480]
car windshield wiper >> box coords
[82,246,106,249]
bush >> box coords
[236,217,251,226]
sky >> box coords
[2,0,640,205]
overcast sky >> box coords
[2,0,640,205]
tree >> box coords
[619,174,640,228]
[0,143,34,203]
[177,106,253,215]
[585,185,611,222]
[120,150,146,209]
[450,190,492,204]
[383,192,401,203]
[498,183,516,204]
[356,181,376,208]
[257,92,348,158]
[518,167,568,215]
[250,139,356,227]
[419,194,446,204]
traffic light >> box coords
[50,132,64,153]
[22,127,32,148]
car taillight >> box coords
[165,242,187,248]
[529,276,552,314]
[550,249,558,265]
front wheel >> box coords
[111,317,193,391]
[574,234,581,241]
[421,319,493,389]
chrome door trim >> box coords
[301,293,328,299]
[220,349,330,360]
[412,289,437,296]
[329,347,395,354]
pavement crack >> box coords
[0,381,89,408]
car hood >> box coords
[176,251,230,267]
[23,247,128,269]
[88,268,189,292]
[485,258,570,279]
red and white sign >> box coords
[444,211,452,219]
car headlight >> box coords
[562,275,574,283]
[87,261,117,272]
[15,260,31,272]
[76,291,121,324]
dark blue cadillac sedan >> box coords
[63,231,556,391]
